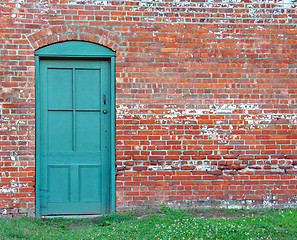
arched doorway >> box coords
[35,41,115,216]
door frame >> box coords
[35,41,116,216]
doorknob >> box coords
[103,109,107,114]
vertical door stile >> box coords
[100,60,108,212]
[72,68,76,152]
[71,67,79,203]
[41,61,49,215]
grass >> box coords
[0,207,297,239]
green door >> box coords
[39,59,111,215]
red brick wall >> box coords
[1,0,297,216]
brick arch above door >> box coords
[27,24,125,52]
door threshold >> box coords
[42,214,103,219]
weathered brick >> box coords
[2,0,297,216]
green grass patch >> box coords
[0,208,297,239]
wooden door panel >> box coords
[48,68,73,109]
[48,166,70,202]
[76,112,101,151]
[75,69,101,109]
[79,166,101,201]
[48,111,73,152]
